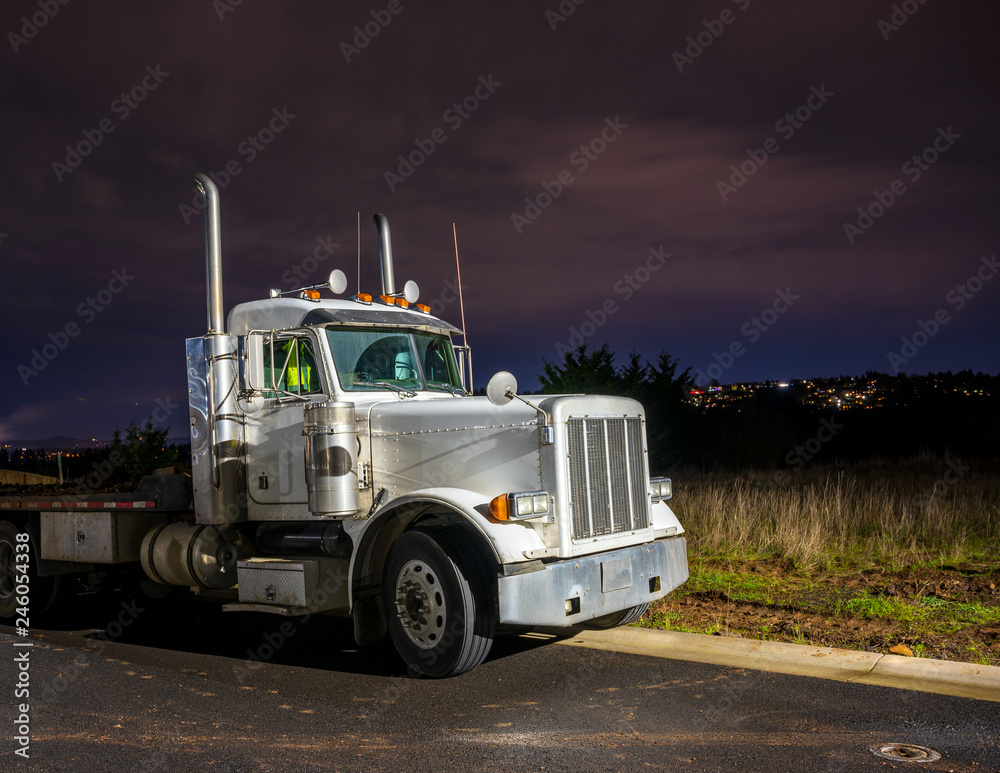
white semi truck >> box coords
[0,173,687,676]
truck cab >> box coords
[0,174,688,678]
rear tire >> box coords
[382,526,496,677]
[581,602,650,630]
[0,520,62,621]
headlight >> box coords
[489,491,550,521]
[650,477,672,501]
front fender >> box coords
[650,500,685,537]
[347,486,548,609]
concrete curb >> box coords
[555,627,1000,703]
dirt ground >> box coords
[644,560,1000,666]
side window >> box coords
[262,335,322,398]
[415,334,461,388]
[423,338,449,383]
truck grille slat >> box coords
[567,416,649,540]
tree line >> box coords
[537,345,1000,472]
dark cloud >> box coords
[2,0,998,440]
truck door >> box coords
[244,332,326,511]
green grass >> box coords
[683,567,780,605]
[641,456,1000,663]
[841,593,1000,630]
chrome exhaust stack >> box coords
[373,212,396,296]
[195,172,225,334]
[188,172,245,526]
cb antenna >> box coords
[452,222,473,391]
[453,223,468,346]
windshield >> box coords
[325,326,464,393]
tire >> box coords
[0,520,62,621]
[580,602,650,630]
[382,526,496,678]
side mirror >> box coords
[486,371,518,406]
[328,269,348,295]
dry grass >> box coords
[670,454,1000,568]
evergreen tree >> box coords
[538,345,694,471]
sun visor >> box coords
[300,307,461,334]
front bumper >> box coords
[496,535,688,627]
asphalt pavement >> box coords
[1,595,998,772]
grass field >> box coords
[641,454,1000,665]
[671,453,1000,567]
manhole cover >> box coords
[870,743,942,762]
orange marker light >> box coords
[488,494,510,521]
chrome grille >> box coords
[566,416,649,540]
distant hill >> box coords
[1,436,104,451]
[1,435,191,451]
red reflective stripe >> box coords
[1,500,156,509]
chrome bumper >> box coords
[497,536,688,627]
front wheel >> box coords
[382,526,496,678]
[580,603,650,630]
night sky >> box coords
[2,1,998,442]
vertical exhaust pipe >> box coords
[195,172,225,333]
[188,172,245,526]
[373,212,396,296]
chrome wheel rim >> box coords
[393,560,446,649]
